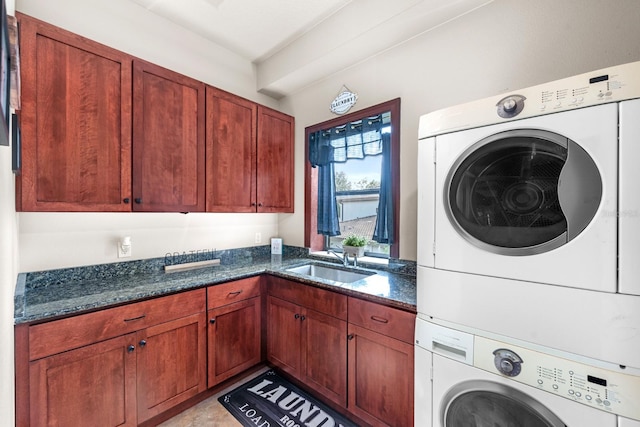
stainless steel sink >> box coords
[286,263,373,283]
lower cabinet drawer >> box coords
[207,276,261,309]
[268,276,347,320]
[28,289,206,361]
[348,297,415,344]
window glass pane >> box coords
[327,152,390,257]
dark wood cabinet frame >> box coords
[304,98,401,258]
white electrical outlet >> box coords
[255,232,262,244]
[118,236,132,258]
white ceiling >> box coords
[129,0,493,97]
[129,0,353,62]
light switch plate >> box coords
[271,238,282,255]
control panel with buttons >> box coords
[474,336,640,421]
[419,60,640,138]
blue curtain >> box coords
[316,161,340,236]
[309,114,393,241]
[309,130,340,235]
[373,133,394,243]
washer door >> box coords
[442,380,566,427]
[446,129,602,255]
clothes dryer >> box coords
[419,62,640,294]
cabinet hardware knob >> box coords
[258,203,263,207]
[127,345,135,353]
[300,315,306,321]
[134,198,142,204]
[210,318,216,324]
[347,334,355,341]
[123,198,130,204]
[251,203,257,206]
[294,313,300,319]
[124,314,146,322]
[371,315,389,324]
[139,340,147,347]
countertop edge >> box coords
[15,257,416,325]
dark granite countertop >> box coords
[14,246,416,325]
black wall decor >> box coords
[12,112,19,172]
[0,0,9,147]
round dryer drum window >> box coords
[446,129,602,255]
[442,381,566,427]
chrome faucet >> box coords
[328,250,349,267]
[328,250,358,267]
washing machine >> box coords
[415,318,640,427]
[416,62,640,363]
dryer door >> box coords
[431,103,618,292]
[442,380,566,427]
[446,129,602,255]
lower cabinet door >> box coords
[136,312,207,422]
[29,333,137,427]
[267,296,302,377]
[301,308,347,407]
[208,296,262,387]
[347,324,415,427]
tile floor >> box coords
[159,367,269,427]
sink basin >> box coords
[286,263,373,283]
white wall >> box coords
[14,0,288,272]
[19,212,279,271]
[279,0,640,260]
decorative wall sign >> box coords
[330,85,358,115]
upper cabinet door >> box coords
[205,87,257,212]
[256,106,294,213]
[16,13,133,212]
[132,60,205,212]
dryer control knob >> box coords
[496,94,526,118]
[493,348,523,377]
[502,98,517,112]
[500,359,515,373]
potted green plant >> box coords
[341,234,367,257]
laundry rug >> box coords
[218,369,359,427]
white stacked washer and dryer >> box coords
[415,62,640,426]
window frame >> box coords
[304,98,401,258]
